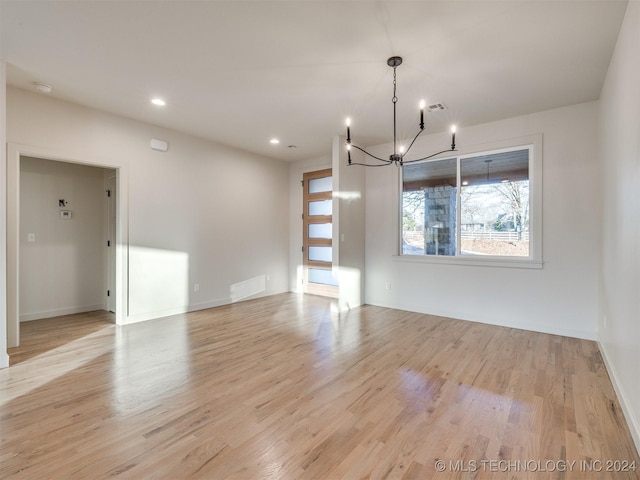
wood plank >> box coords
[1,294,638,479]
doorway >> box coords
[7,142,127,349]
[302,169,338,297]
[10,154,118,347]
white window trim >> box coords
[395,134,543,269]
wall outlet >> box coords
[385,282,391,291]
[27,233,36,242]
[194,283,200,292]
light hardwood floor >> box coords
[1,294,638,479]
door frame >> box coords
[105,172,117,313]
[6,142,128,347]
[302,168,338,297]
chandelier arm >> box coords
[400,149,458,164]
[402,128,425,159]
[348,160,394,167]
[349,144,391,163]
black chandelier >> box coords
[346,56,457,167]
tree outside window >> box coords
[402,147,531,258]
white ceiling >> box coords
[0,1,628,162]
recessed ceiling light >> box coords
[270,138,280,144]
[33,82,52,94]
[151,98,166,106]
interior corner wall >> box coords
[19,157,108,321]
[365,101,601,340]
[597,0,640,453]
[7,86,290,328]
[332,136,365,310]
[0,62,9,368]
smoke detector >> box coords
[33,82,52,94]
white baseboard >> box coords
[186,288,287,314]
[124,296,233,325]
[123,289,287,325]
[0,352,9,369]
[20,304,107,322]
[187,297,232,313]
[368,298,597,341]
[124,306,191,325]
[598,339,640,456]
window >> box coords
[401,140,541,266]
[403,157,457,256]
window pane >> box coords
[460,149,529,257]
[309,176,332,194]
[402,158,457,256]
[308,200,332,216]
[308,246,332,262]
[308,223,332,239]
[308,268,339,286]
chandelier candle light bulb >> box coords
[344,56,458,167]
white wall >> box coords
[365,101,601,340]
[19,157,108,321]
[332,136,365,311]
[0,62,9,368]
[597,0,640,452]
[7,87,289,337]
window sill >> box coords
[393,254,543,269]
